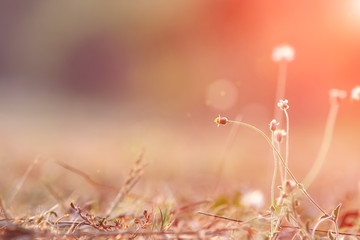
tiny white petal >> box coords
[351,86,360,101]
[272,45,295,62]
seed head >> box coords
[277,99,289,110]
[351,86,360,101]
[269,119,279,132]
[272,44,295,62]
[214,114,228,127]
[329,89,347,103]
[274,129,287,143]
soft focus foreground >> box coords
[1,1,360,239]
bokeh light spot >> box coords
[206,79,238,110]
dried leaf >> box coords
[331,203,342,222]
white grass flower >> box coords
[269,119,279,132]
[274,129,287,143]
[277,99,289,110]
[329,89,347,102]
[242,190,264,210]
[351,86,360,101]
[272,45,295,62]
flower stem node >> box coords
[277,99,289,110]
[214,115,228,127]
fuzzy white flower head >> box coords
[277,99,289,110]
[274,129,287,143]
[242,190,264,210]
[272,44,295,62]
[329,89,347,103]
[351,86,360,101]
[269,119,279,132]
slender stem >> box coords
[272,204,285,240]
[312,217,339,240]
[302,99,339,188]
[274,61,288,123]
[8,157,39,205]
[271,132,277,208]
[215,115,241,193]
[227,120,328,216]
[227,120,295,184]
[270,132,277,236]
[276,142,284,184]
[284,109,290,182]
[335,218,340,240]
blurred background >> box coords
[0,1,360,212]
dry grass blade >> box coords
[0,196,11,219]
[198,211,246,223]
[56,160,118,193]
[53,228,240,239]
[44,183,67,212]
[171,200,210,214]
[8,157,39,205]
[198,211,360,238]
[106,151,147,217]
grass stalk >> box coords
[270,132,277,236]
[8,157,39,206]
[284,109,290,182]
[274,61,288,123]
[302,99,339,188]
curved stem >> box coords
[302,100,339,188]
[312,217,330,239]
[312,217,339,240]
[227,120,328,216]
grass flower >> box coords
[272,45,294,123]
[214,113,342,239]
[277,99,290,183]
[272,45,295,62]
[277,99,289,110]
[329,89,347,103]
[269,119,279,132]
[351,86,360,101]
[214,114,228,127]
[274,129,287,143]
[213,116,328,215]
[242,190,264,210]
